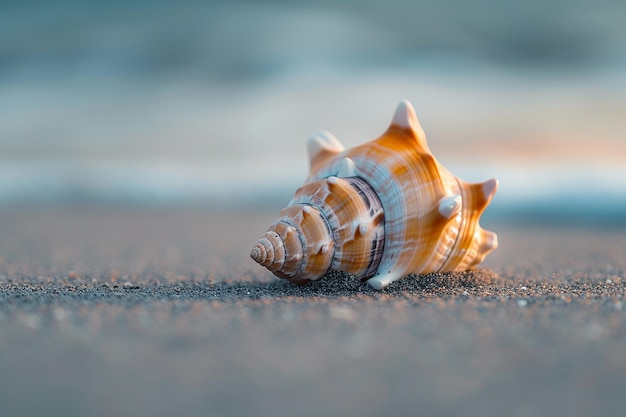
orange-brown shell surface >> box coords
[250,100,498,289]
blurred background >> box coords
[1,0,625,224]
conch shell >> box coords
[250,100,498,289]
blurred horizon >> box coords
[1,0,625,224]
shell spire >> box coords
[251,100,498,289]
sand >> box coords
[0,209,625,417]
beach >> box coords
[2,1,626,415]
[1,209,625,417]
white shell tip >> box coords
[336,157,358,178]
[438,195,462,219]
[484,231,498,250]
[250,247,261,261]
[391,100,417,129]
[482,178,499,200]
[390,100,428,149]
[358,223,368,235]
[366,277,385,290]
[366,272,398,289]
[307,130,345,159]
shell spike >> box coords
[307,130,345,172]
[438,194,462,219]
[389,100,428,150]
[336,157,358,178]
[481,178,498,203]
[467,227,499,268]
[465,178,498,214]
[479,229,498,252]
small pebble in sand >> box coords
[517,299,528,307]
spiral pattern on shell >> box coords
[251,100,498,289]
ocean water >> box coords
[1,0,625,224]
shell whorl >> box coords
[251,100,498,289]
[250,176,385,283]
[250,230,291,272]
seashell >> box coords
[250,100,498,289]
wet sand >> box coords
[0,209,625,417]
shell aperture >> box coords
[251,100,498,289]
